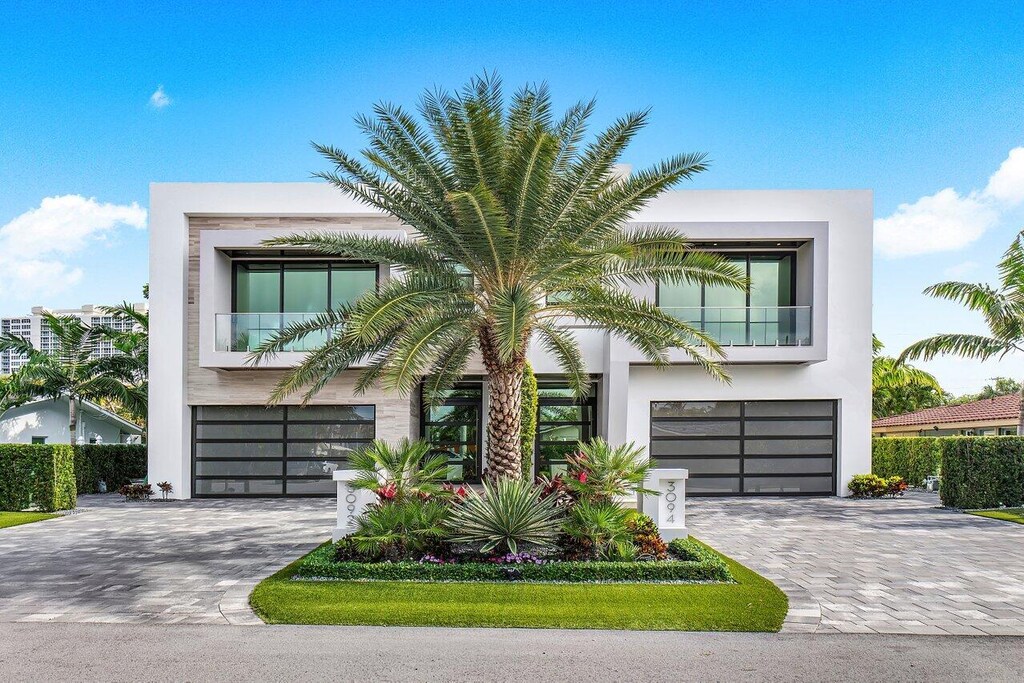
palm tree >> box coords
[252,74,746,479]
[899,231,1024,433]
[872,335,944,418]
[95,301,149,424]
[0,313,145,443]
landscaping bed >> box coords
[294,536,732,583]
[251,539,787,631]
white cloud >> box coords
[149,84,171,109]
[0,195,146,298]
[943,260,979,279]
[875,147,1024,258]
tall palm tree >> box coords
[95,301,149,424]
[0,313,145,443]
[899,231,1024,433]
[872,335,944,418]
[252,74,746,479]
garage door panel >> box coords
[193,405,375,497]
[650,400,836,496]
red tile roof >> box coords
[872,393,1021,428]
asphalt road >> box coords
[1,624,1022,682]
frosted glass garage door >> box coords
[650,400,836,495]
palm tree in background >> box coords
[0,313,146,443]
[900,231,1024,433]
[872,335,944,418]
[95,301,149,425]
[252,74,747,480]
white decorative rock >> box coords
[641,468,689,541]
[332,470,376,541]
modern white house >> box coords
[148,182,872,499]
[0,303,148,374]
[0,396,144,445]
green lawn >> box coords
[250,540,788,631]
[0,512,59,529]
[967,508,1024,525]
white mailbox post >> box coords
[332,469,376,541]
[641,468,689,541]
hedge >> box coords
[939,436,1024,509]
[872,437,941,486]
[73,444,147,494]
[295,537,733,583]
[0,444,76,512]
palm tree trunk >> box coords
[478,327,524,480]
[69,396,78,445]
[485,368,524,481]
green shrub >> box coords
[520,361,538,480]
[0,444,76,512]
[347,439,449,502]
[73,444,147,494]
[939,436,1024,509]
[871,437,941,486]
[567,438,654,503]
[563,500,635,560]
[625,512,668,560]
[447,478,563,554]
[352,499,451,560]
[296,537,733,583]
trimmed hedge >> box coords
[872,437,941,486]
[940,437,1024,509]
[0,444,76,512]
[296,537,733,583]
[73,444,147,494]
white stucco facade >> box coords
[0,397,144,445]
[148,183,871,499]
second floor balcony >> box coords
[660,305,812,347]
[215,312,331,352]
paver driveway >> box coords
[0,495,334,625]
[687,492,1024,636]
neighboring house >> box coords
[0,303,148,374]
[872,394,1021,437]
[148,183,872,499]
[0,396,144,444]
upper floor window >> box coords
[658,251,809,346]
[233,262,377,314]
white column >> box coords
[332,470,376,541]
[641,468,689,541]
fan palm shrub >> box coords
[562,499,636,561]
[899,231,1024,432]
[447,477,563,554]
[0,313,145,443]
[352,498,451,561]
[565,438,654,503]
[348,439,450,502]
[250,73,746,480]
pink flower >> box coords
[576,471,588,484]
[376,482,397,500]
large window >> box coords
[192,405,375,497]
[534,383,598,478]
[227,261,377,351]
[658,252,808,346]
[650,400,836,496]
[421,385,483,483]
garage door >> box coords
[650,400,836,495]
[192,405,375,497]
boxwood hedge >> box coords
[73,444,147,494]
[940,436,1024,509]
[295,537,733,583]
[871,437,941,486]
[0,444,76,512]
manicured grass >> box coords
[250,540,788,631]
[0,511,59,529]
[967,508,1024,525]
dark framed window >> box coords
[534,382,598,479]
[233,261,378,314]
[420,384,483,483]
[650,399,836,496]
[31,436,47,444]
[192,404,375,497]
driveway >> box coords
[687,491,1024,636]
[0,494,334,625]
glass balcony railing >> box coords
[660,306,812,347]
[215,313,335,352]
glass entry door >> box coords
[421,385,483,483]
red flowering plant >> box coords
[563,438,655,505]
[535,473,576,509]
[347,439,450,504]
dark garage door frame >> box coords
[649,399,837,496]
[191,405,376,498]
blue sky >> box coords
[1,1,1023,393]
